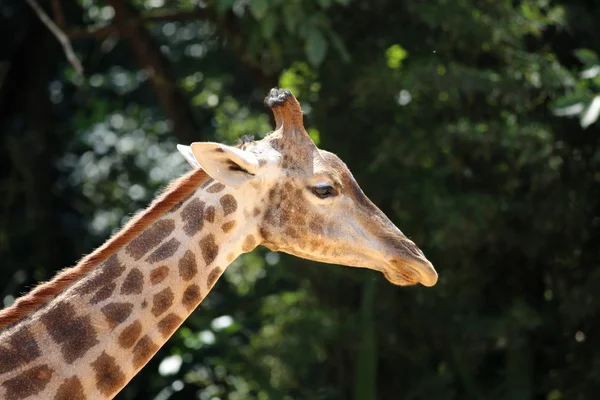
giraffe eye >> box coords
[310,185,337,199]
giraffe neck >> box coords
[0,177,261,400]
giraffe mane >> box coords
[0,167,209,330]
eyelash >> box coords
[311,185,337,199]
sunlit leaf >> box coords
[580,65,600,80]
[551,93,591,116]
[574,48,599,66]
[580,95,600,128]
[385,44,408,69]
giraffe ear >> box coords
[183,142,261,187]
[176,144,201,168]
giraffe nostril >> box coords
[403,240,425,257]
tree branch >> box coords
[50,0,65,29]
[104,0,201,143]
[67,10,207,40]
[202,8,276,90]
[25,0,83,76]
[64,7,274,88]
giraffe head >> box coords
[178,89,438,287]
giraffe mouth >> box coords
[384,259,438,287]
[383,267,421,286]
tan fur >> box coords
[0,168,208,330]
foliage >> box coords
[2,0,600,399]
[552,48,600,128]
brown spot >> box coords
[264,208,277,226]
[77,255,125,295]
[132,335,159,369]
[146,237,180,263]
[181,198,205,236]
[178,250,197,281]
[0,328,41,374]
[125,219,175,260]
[150,266,169,285]
[41,302,98,364]
[279,209,291,226]
[242,234,257,252]
[54,376,85,400]
[227,252,235,262]
[204,206,215,223]
[120,268,144,295]
[89,282,116,305]
[268,187,278,201]
[199,234,219,265]
[291,212,305,227]
[2,364,53,400]
[221,220,236,233]
[206,182,226,193]
[309,239,322,251]
[259,226,271,241]
[92,352,126,396]
[220,194,237,216]
[151,288,174,317]
[101,302,134,328]
[118,320,142,349]
[309,219,324,234]
[158,313,183,338]
[141,300,148,309]
[284,227,299,238]
[207,267,222,288]
[253,207,261,217]
[200,177,214,189]
[182,284,202,310]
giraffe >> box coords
[0,88,438,399]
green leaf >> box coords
[283,5,300,33]
[305,30,328,66]
[551,93,591,116]
[574,48,599,66]
[385,44,408,69]
[215,0,236,14]
[261,13,277,39]
[307,127,320,145]
[317,0,331,8]
[250,0,268,20]
[580,95,600,128]
[329,31,351,63]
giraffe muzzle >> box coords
[386,240,438,287]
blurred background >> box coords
[1,0,599,399]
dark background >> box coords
[1,0,600,399]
